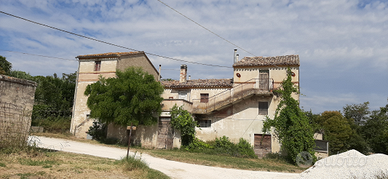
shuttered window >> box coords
[200,93,209,103]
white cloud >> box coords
[0,0,387,113]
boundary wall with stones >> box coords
[0,75,37,147]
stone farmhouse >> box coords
[70,50,324,157]
[70,51,159,139]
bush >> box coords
[236,138,257,158]
[31,116,71,133]
[117,151,147,171]
[185,136,257,158]
[86,121,107,142]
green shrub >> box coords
[236,138,257,158]
[117,151,147,171]
[86,121,107,142]
[185,136,257,158]
[32,116,71,133]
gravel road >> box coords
[28,136,299,179]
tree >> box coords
[263,68,315,164]
[170,105,197,146]
[343,102,370,125]
[33,72,76,120]
[316,111,353,154]
[8,70,35,81]
[85,67,163,126]
[85,67,163,157]
[0,55,12,75]
[361,104,388,154]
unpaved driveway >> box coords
[29,136,299,179]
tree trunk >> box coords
[126,123,133,159]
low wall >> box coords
[0,75,37,147]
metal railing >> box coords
[192,78,274,114]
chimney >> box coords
[180,64,187,83]
[188,75,191,80]
[158,64,161,81]
[236,54,239,62]
[234,49,238,63]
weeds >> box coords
[32,116,71,133]
[116,151,170,178]
[18,158,58,166]
[117,151,148,171]
[185,136,257,158]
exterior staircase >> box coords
[192,78,274,114]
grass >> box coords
[143,149,304,173]
[0,146,169,179]
[33,132,305,173]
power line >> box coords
[0,10,232,68]
[157,0,256,57]
[0,49,77,61]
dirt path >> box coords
[29,136,299,179]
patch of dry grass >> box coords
[0,148,169,179]
[31,133,303,173]
[143,149,304,173]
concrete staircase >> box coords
[192,78,274,114]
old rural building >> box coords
[70,51,159,139]
[160,53,300,156]
[0,75,37,147]
[70,50,324,157]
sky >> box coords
[0,0,387,114]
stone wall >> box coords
[0,75,37,147]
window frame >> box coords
[94,61,101,71]
[259,102,269,115]
[200,93,209,103]
[197,120,211,127]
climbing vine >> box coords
[262,67,316,164]
[170,105,197,146]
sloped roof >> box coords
[162,79,233,88]
[77,51,144,59]
[233,55,299,67]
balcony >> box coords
[192,78,275,114]
[161,99,193,113]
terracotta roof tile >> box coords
[77,51,144,59]
[162,79,233,88]
[233,55,299,67]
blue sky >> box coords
[0,0,387,114]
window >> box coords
[259,102,268,115]
[94,61,101,71]
[169,97,174,99]
[197,120,211,127]
[200,93,209,103]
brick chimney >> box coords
[180,64,187,83]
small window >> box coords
[198,120,211,127]
[200,93,209,103]
[259,102,268,115]
[169,97,174,99]
[94,61,101,71]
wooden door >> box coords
[157,118,173,149]
[259,70,269,90]
[254,134,271,158]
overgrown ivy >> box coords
[262,67,316,164]
[170,105,197,146]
